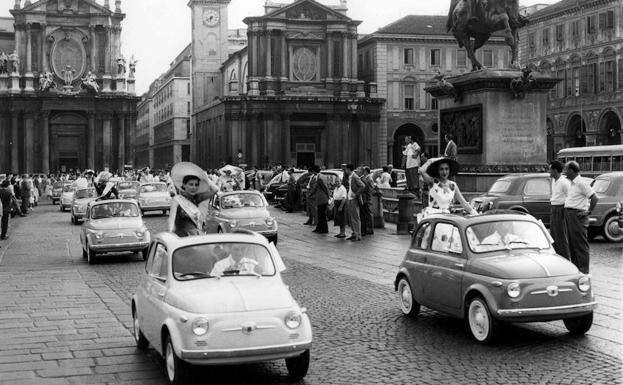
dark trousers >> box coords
[550,205,570,260]
[20,197,30,215]
[1,213,8,238]
[406,167,420,192]
[315,204,328,233]
[360,200,374,235]
[565,208,590,274]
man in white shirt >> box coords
[549,160,570,260]
[563,161,598,274]
[210,244,259,276]
[402,136,421,196]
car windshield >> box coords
[140,184,167,193]
[221,194,264,209]
[591,178,611,195]
[466,220,551,253]
[489,180,512,194]
[75,189,96,199]
[91,202,140,219]
[118,182,139,190]
[173,242,276,280]
[63,185,75,192]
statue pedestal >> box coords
[127,78,135,95]
[9,72,20,93]
[23,72,34,92]
[0,73,8,93]
[102,75,112,93]
[425,69,559,168]
[115,77,126,93]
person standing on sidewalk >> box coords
[345,164,364,241]
[0,180,16,240]
[332,178,348,238]
[311,166,330,234]
[563,161,598,274]
[402,136,421,196]
[443,134,458,161]
[360,167,376,236]
[19,175,31,216]
[549,160,570,260]
[304,167,318,226]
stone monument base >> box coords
[426,69,559,168]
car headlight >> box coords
[135,230,145,238]
[284,311,302,329]
[191,317,209,336]
[507,282,521,298]
[91,231,103,240]
[265,217,275,227]
[229,220,238,228]
[578,276,590,292]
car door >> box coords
[522,178,552,225]
[403,222,433,304]
[426,222,466,313]
[141,243,169,342]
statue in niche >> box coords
[81,70,99,94]
[61,64,75,87]
[8,50,20,74]
[39,72,56,92]
[117,55,126,75]
[0,52,7,74]
[128,55,137,78]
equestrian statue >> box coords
[447,0,528,71]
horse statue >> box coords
[447,0,528,71]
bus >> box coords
[557,145,623,177]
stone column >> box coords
[127,113,137,167]
[247,31,255,77]
[89,25,96,71]
[26,23,32,73]
[283,114,290,164]
[351,33,358,80]
[265,31,272,78]
[0,114,7,171]
[41,112,50,174]
[327,37,333,80]
[342,32,349,79]
[88,113,95,169]
[118,114,125,170]
[11,112,19,173]
[280,32,287,80]
[41,23,48,72]
[102,115,112,170]
[24,115,34,173]
[102,26,112,91]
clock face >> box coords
[203,8,220,27]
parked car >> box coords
[51,181,68,205]
[131,232,311,384]
[71,187,98,224]
[470,173,593,227]
[617,200,623,233]
[138,182,172,215]
[80,200,150,264]
[200,191,278,244]
[117,181,141,200]
[588,172,623,242]
[371,168,407,188]
[264,170,305,201]
[253,170,276,192]
[59,184,76,212]
[395,212,596,343]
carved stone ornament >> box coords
[285,31,325,40]
[292,47,317,82]
[51,29,87,83]
[510,67,535,99]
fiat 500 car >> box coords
[395,213,596,343]
[51,182,68,205]
[71,187,98,224]
[199,191,278,244]
[138,182,172,215]
[117,181,141,200]
[131,232,311,385]
[80,200,150,264]
[587,172,623,242]
[59,184,76,212]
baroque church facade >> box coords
[0,0,138,174]
[189,0,384,169]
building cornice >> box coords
[358,33,507,46]
[529,0,619,24]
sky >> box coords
[2,0,559,94]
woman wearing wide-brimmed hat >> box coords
[168,162,219,237]
[94,171,119,200]
[418,157,477,220]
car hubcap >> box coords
[606,219,623,241]
[399,281,412,313]
[166,342,175,381]
[469,301,489,341]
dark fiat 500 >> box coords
[588,172,623,242]
[395,213,596,343]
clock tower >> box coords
[188,0,231,111]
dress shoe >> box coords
[0,236,7,240]
[317,230,328,234]
[349,237,361,242]
[303,222,312,225]
[346,235,355,240]
[335,234,346,238]
[312,229,319,233]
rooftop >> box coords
[0,17,14,33]
[374,15,448,35]
[528,0,607,20]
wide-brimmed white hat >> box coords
[218,164,243,175]
[171,162,218,195]
[96,171,112,183]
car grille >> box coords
[240,221,269,231]
[101,234,137,244]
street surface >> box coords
[0,201,621,384]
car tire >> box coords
[217,227,223,234]
[270,235,278,245]
[164,334,189,385]
[397,277,420,317]
[132,307,149,350]
[82,247,88,259]
[467,297,496,344]
[563,312,593,335]
[602,215,623,243]
[87,248,96,265]
[141,248,149,261]
[587,227,599,241]
[285,349,310,381]
[60,205,64,212]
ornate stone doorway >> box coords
[50,113,88,172]
[599,111,621,145]
[567,115,586,148]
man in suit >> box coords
[310,166,330,234]
[360,167,376,236]
[345,164,365,241]
[20,174,31,215]
[303,166,317,226]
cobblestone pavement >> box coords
[0,201,620,384]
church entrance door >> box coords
[50,113,88,173]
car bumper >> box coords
[90,241,149,253]
[72,211,86,219]
[180,341,312,365]
[140,203,170,211]
[496,301,597,321]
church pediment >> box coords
[19,0,114,16]
[267,0,350,22]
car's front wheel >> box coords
[132,307,149,350]
[603,216,623,243]
[285,349,310,381]
[563,312,593,335]
[87,248,96,265]
[164,334,189,385]
[269,235,278,245]
[397,277,420,317]
[141,248,149,261]
[467,297,496,344]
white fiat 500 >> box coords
[132,232,312,385]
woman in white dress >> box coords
[375,166,392,189]
[418,157,477,220]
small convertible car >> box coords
[131,232,311,384]
[117,180,141,200]
[199,191,278,244]
[59,184,76,212]
[138,182,172,215]
[80,200,151,264]
[395,212,596,343]
[71,187,98,224]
